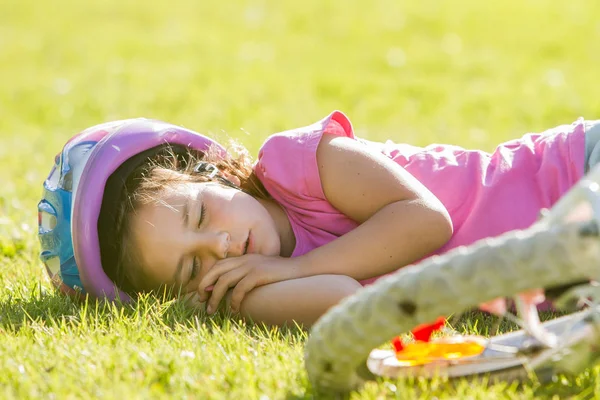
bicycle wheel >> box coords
[304,166,600,392]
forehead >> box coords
[146,185,190,215]
[137,192,185,227]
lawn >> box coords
[1,0,600,398]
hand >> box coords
[197,254,301,315]
[181,291,206,311]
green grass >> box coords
[1,0,600,398]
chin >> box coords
[266,241,282,257]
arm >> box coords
[236,274,362,327]
[198,134,453,313]
[296,134,453,280]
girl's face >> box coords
[127,182,282,293]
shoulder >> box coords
[316,126,445,223]
[259,110,355,155]
[254,111,356,198]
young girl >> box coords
[38,111,600,327]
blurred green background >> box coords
[4,0,600,270]
[1,0,600,398]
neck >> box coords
[257,198,296,257]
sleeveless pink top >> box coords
[254,111,587,284]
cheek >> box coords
[128,258,165,293]
[137,260,168,290]
[256,221,281,256]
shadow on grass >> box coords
[2,291,593,398]
[0,291,82,331]
[0,288,307,345]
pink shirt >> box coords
[254,111,587,284]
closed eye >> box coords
[190,256,199,281]
[189,203,206,284]
[198,203,206,228]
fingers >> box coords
[182,292,206,311]
[205,268,247,315]
[197,254,272,315]
[197,258,242,302]
[229,277,258,313]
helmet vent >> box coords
[39,212,57,232]
[44,257,61,277]
[38,201,58,234]
[44,166,61,190]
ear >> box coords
[222,172,241,187]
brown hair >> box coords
[99,140,270,296]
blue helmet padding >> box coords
[38,141,100,293]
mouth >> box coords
[244,231,253,255]
[244,234,250,255]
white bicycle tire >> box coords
[305,160,600,393]
[304,220,600,392]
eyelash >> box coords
[191,257,200,281]
[190,204,207,282]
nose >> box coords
[215,231,231,258]
[194,231,231,260]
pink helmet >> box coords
[38,118,224,302]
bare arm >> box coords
[237,275,362,327]
[297,134,453,280]
[196,134,453,315]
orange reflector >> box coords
[395,338,485,366]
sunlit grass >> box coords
[1,0,600,397]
